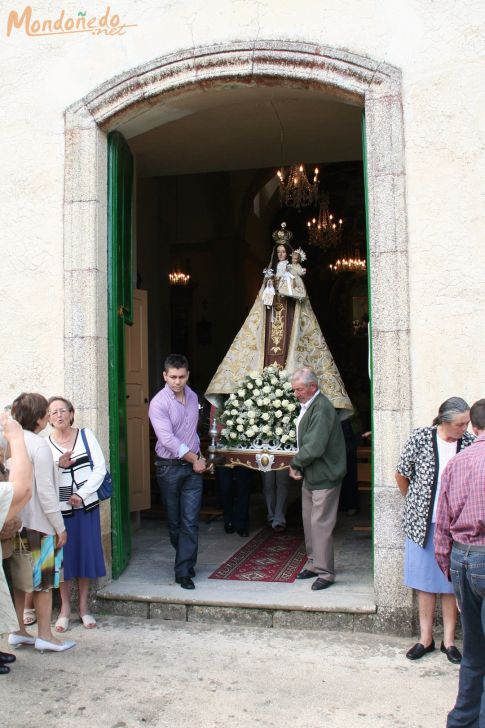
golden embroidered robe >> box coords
[205,281,353,419]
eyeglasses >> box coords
[49,408,69,417]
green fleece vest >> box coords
[291,392,347,489]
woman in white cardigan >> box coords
[48,396,106,632]
[8,393,75,653]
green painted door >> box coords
[107,131,134,578]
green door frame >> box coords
[107,130,134,578]
[361,111,374,560]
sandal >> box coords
[23,608,37,626]
[54,616,70,633]
[80,614,97,629]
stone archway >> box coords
[65,41,411,630]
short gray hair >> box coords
[432,396,470,426]
[291,367,318,386]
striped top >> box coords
[48,427,106,513]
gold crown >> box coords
[272,222,293,246]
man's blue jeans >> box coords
[155,462,203,578]
[447,544,485,728]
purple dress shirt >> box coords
[148,384,200,459]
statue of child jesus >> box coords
[278,247,307,301]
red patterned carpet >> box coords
[209,527,307,583]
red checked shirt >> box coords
[434,434,485,575]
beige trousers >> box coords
[302,483,341,581]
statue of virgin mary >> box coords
[205,223,353,418]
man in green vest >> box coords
[289,367,347,590]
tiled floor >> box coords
[99,492,375,614]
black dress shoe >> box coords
[175,576,195,590]
[0,665,10,675]
[224,523,235,534]
[236,528,249,537]
[297,569,319,580]
[311,578,334,591]
[0,652,16,664]
[406,640,435,660]
[440,641,462,664]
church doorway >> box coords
[112,84,373,602]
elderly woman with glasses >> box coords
[395,397,474,663]
[47,397,106,633]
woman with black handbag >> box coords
[47,396,106,633]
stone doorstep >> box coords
[92,592,390,634]
[91,593,458,640]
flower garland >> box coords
[218,365,298,451]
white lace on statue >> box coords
[261,279,275,308]
[276,260,288,277]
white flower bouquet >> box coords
[218,365,298,451]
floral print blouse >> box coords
[396,426,474,547]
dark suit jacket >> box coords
[291,392,347,489]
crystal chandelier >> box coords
[168,271,190,286]
[277,164,319,209]
[307,195,343,249]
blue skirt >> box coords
[404,523,454,594]
[63,507,106,581]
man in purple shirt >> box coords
[148,354,206,590]
[435,398,485,727]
